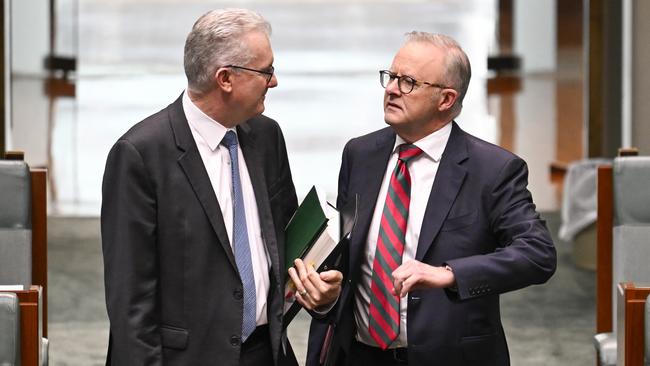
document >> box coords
[282,186,357,326]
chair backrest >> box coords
[611,157,650,331]
[0,292,21,365]
[0,160,32,287]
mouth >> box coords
[385,101,402,111]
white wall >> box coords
[11,0,49,75]
[8,0,50,166]
[515,79,557,211]
[514,0,557,73]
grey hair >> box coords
[404,31,471,114]
[184,8,272,95]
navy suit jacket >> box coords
[307,122,556,366]
[101,95,299,365]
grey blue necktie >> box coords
[221,130,257,341]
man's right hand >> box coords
[288,259,342,311]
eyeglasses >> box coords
[224,65,275,84]
[379,70,452,95]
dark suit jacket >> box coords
[101,94,299,365]
[307,122,556,366]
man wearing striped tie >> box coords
[303,32,557,366]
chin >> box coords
[383,113,402,127]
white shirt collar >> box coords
[393,121,452,163]
[182,90,234,151]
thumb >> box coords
[320,270,343,283]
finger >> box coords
[393,277,403,296]
[305,264,328,293]
[400,275,417,297]
[294,259,309,280]
[303,271,322,302]
[392,262,410,280]
[320,270,343,284]
[294,291,314,310]
[392,264,409,291]
[318,271,343,301]
[308,269,327,291]
[287,267,307,295]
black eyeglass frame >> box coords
[379,70,453,94]
[224,64,275,84]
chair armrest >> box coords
[645,294,650,365]
[616,283,650,366]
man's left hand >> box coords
[288,258,342,311]
[392,260,456,297]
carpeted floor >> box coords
[46,211,595,365]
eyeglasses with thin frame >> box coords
[379,70,453,94]
[224,65,275,84]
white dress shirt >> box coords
[182,91,270,326]
[354,122,452,348]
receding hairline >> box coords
[403,32,464,58]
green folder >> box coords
[284,186,328,272]
[282,188,357,327]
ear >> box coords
[438,88,459,112]
[215,67,233,93]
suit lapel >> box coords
[168,94,238,269]
[349,128,396,280]
[237,123,282,288]
[415,122,468,260]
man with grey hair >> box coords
[101,8,339,366]
[305,32,556,366]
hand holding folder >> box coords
[282,186,357,326]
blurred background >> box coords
[2,0,650,364]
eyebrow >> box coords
[389,70,418,80]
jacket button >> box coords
[230,335,241,347]
[233,289,243,300]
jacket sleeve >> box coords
[446,157,557,301]
[101,139,162,365]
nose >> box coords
[268,73,278,88]
[385,77,400,95]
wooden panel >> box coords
[587,0,604,157]
[587,0,623,158]
[30,168,48,337]
[557,0,583,48]
[596,165,613,333]
[0,0,5,157]
[555,79,584,163]
[617,283,650,366]
[498,0,513,52]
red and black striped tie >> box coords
[368,143,423,349]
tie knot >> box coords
[398,144,423,163]
[221,130,238,148]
